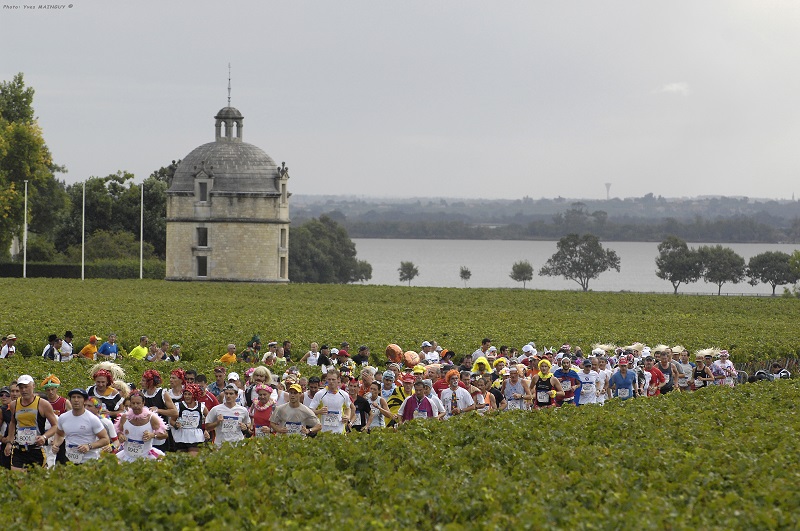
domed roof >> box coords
[169,141,281,195]
[215,106,243,119]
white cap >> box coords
[330,348,339,355]
[592,348,605,356]
[522,345,533,353]
[488,346,497,352]
[642,346,651,355]
[227,372,240,381]
[17,374,34,385]
[421,341,432,347]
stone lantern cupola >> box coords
[214,106,244,142]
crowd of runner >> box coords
[0,334,791,471]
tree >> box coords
[459,266,472,287]
[288,215,371,283]
[0,73,65,255]
[65,229,155,262]
[698,245,746,295]
[398,261,419,286]
[353,260,372,283]
[539,233,620,291]
[509,260,534,288]
[655,236,703,294]
[747,251,799,296]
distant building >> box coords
[165,106,290,282]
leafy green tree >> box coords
[655,236,703,294]
[398,261,419,286]
[0,73,34,123]
[55,171,167,258]
[65,229,155,262]
[698,245,746,295]
[459,266,472,287]
[353,260,373,283]
[747,251,799,296]
[510,260,533,288]
[288,215,371,283]
[539,233,620,291]
[0,73,65,255]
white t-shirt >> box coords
[577,370,601,405]
[422,350,439,364]
[60,342,74,362]
[439,386,475,417]
[305,351,319,366]
[0,344,14,358]
[309,388,352,433]
[57,410,106,463]
[207,403,250,447]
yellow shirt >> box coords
[219,353,238,364]
[79,344,98,360]
[128,345,149,360]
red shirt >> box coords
[49,396,69,416]
[200,390,219,410]
[646,367,665,396]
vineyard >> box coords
[2,278,799,368]
[1,278,798,528]
[0,381,798,529]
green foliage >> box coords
[289,215,372,283]
[0,381,798,528]
[699,245,747,295]
[655,236,703,294]
[747,251,799,296]
[0,73,64,255]
[64,229,155,262]
[398,261,419,286]
[0,73,35,123]
[509,260,533,288]
[459,265,471,287]
[0,260,165,280]
[55,172,167,259]
[539,233,621,291]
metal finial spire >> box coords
[227,63,231,106]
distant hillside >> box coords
[291,194,800,243]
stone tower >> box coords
[165,106,290,282]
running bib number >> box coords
[254,425,270,437]
[126,439,145,457]
[323,413,340,427]
[17,427,37,445]
[678,376,688,387]
[617,388,630,399]
[66,444,84,464]
[413,410,428,419]
[285,422,302,435]
[507,400,520,410]
[352,414,362,427]
[694,379,704,388]
[221,416,239,435]
[180,411,200,430]
[536,391,550,403]
[582,384,595,394]
[561,381,571,391]
[725,377,734,386]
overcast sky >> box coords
[2,1,799,200]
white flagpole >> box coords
[23,180,28,278]
[81,181,85,280]
[140,182,144,279]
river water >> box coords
[351,239,800,294]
